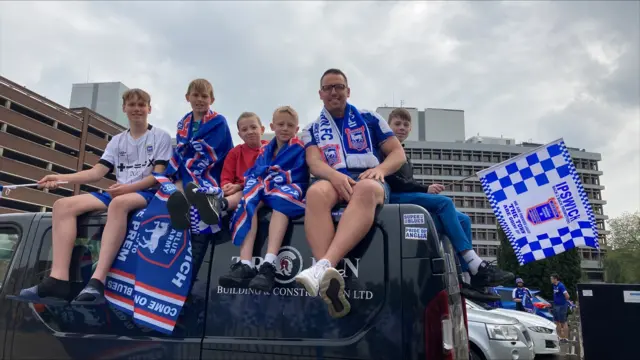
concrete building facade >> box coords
[0,76,124,214]
[70,82,130,128]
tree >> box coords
[497,226,582,300]
[604,211,640,283]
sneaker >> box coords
[185,182,221,226]
[249,262,277,292]
[295,263,327,297]
[460,282,501,303]
[11,277,72,305]
[218,262,257,288]
[71,278,106,305]
[167,191,191,230]
[470,261,514,288]
[319,268,351,319]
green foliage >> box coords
[497,226,582,300]
[604,211,640,283]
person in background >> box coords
[384,108,514,301]
[512,277,533,312]
[551,273,571,343]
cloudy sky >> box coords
[1,1,638,218]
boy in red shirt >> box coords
[219,112,267,212]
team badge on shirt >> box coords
[146,144,154,155]
[321,144,341,167]
[346,126,367,151]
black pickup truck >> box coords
[0,205,469,360]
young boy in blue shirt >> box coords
[384,108,514,301]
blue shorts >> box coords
[552,304,568,323]
[90,189,156,207]
[310,173,390,204]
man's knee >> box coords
[306,181,338,206]
[352,179,384,203]
[459,212,471,226]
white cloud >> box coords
[0,1,638,218]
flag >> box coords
[477,138,599,265]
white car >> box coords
[466,305,535,360]
[466,299,560,355]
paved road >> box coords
[537,312,582,360]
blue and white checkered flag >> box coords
[478,138,599,265]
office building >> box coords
[377,106,608,281]
[70,82,130,128]
[0,76,123,214]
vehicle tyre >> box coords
[469,346,485,360]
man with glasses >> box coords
[296,68,406,318]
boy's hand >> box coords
[38,174,62,190]
[222,183,242,196]
[106,183,131,198]
[428,184,445,194]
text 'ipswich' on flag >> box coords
[477,138,599,265]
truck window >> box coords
[0,227,20,289]
[37,225,104,283]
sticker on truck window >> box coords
[403,213,425,225]
[405,227,428,240]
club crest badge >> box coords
[346,126,367,151]
[321,144,342,167]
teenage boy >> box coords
[551,273,571,343]
[512,277,533,312]
[17,89,173,304]
[166,79,234,231]
[219,112,267,212]
[384,108,514,298]
[220,106,309,292]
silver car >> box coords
[467,305,535,360]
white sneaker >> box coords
[295,264,326,297]
[319,267,351,319]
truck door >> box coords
[7,214,209,360]
[0,212,37,360]
[202,206,403,360]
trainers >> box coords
[13,277,71,305]
[71,278,106,305]
[185,182,221,226]
[249,262,277,292]
[295,263,327,297]
[167,191,191,230]
[319,267,351,319]
[218,262,257,288]
[470,261,514,288]
[460,282,501,303]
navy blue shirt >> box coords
[512,287,532,301]
[553,282,568,305]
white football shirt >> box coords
[99,124,173,184]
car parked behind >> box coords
[466,304,535,360]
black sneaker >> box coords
[249,262,276,292]
[185,182,221,226]
[167,191,191,230]
[218,262,257,288]
[11,277,72,305]
[460,282,501,303]
[470,261,515,288]
[71,278,106,305]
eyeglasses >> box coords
[321,84,347,92]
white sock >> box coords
[462,271,471,285]
[462,250,484,275]
[241,259,254,268]
[263,253,277,266]
[316,259,332,268]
